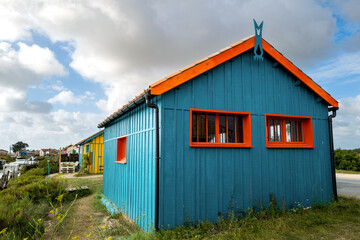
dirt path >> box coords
[56,193,106,239]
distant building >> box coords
[0,149,8,156]
[75,130,104,174]
[40,149,59,157]
[15,149,28,157]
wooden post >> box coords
[59,148,61,174]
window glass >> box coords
[236,116,244,143]
[292,120,297,142]
[275,120,281,142]
[286,120,291,142]
[298,122,303,142]
[190,110,251,147]
[208,114,216,143]
[219,115,227,143]
[192,112,197,142]
[266,114,313,148]
[228,115,235,143]
[198,113,206,142]
[268,119,275,141]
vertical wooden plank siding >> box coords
[103,98,160,231]
[87,134,104,174]
[159,50,332,228]
[78,134,104,173]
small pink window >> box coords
[116,136,127,164]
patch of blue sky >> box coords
[319,1,359,43]
[333,13,357,43]
[25,31,106,113]
[323,74,360,100]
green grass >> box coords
[124,197,360,240]
[65,175,103,192]
[336,169,360,174]
[93,187,108,214]
[55,176,105,239]
[75,172,103,177]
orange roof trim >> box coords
[150,36,338,108]
[98,35,338,127]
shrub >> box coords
[38,157,59,174]
[0,156,15,163]
[0,168,67,237]
[79,153,90,174]
[335,149,360,171]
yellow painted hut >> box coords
[76,130,104,174]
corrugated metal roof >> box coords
[75,129,104,146]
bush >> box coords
[0,156,15,163]
[38,157,59,174]
[20,163,39,174]
[335,149,360,171]
[79,153,90,174]
[0,167,67,238]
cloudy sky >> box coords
[0,0,359,151]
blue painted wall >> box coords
[103,98,161,231]
[78,145,83,167]
[159,50,332,228]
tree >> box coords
[11,141,29,153]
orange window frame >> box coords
[116,136,127,164]
[265,114,314,149]
[190,109,252,148]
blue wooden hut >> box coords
[98,35,339,231]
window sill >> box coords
[266,143,314,149]
[115,159,127,164]
[190,143,253,148]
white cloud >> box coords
[0,41,66,90]
[0,41,65,114]
[0,87,52,113]
[309,51,360,84]
[48,90,97,105]
[0,0,339,114]
[341,0,360,23]
[0,5,32,41]
[333,95,360,149]
[84,91,95,99]
[51,80,65,91]
[48,90,82,105]
[0,0,359,150]
[17,43,66,76]
[0,109,105,149]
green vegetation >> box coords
[336,169,360,174]
[2,171,359,240]
[0,156,14,163]
[79,153,90,174]
[335,148,360,171]
[0,168,67,238]
[56,176,105,239]
[128,197,360,240]
[353,148,360,154]
[38,156,59,174]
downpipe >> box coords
[328,107,338,201]
[144,91,160,231]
